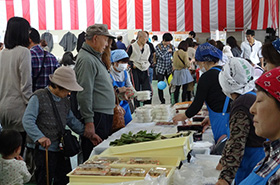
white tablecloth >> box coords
[90,121,215,157]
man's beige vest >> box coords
[130,42,150,71]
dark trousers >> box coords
[19,131,26,156]
[157,71,170,104]
[131,68,152,107]
[34,149,72,185]
[186,91,192,101]
[174,84,189,103]
[81,112,113,162]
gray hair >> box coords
[85,30,95,40]
[137,31,146,40]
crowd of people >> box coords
[1,16,280,185]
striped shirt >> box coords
[30,45,59,91]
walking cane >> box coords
[46,148,49,185]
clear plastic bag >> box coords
[173,155,221,185]
[104,174,168,185]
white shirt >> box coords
[152,41,160,48]
[241,39,263,64]
[0,158,31,185]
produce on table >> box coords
[109,130,161,146]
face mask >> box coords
[116,63,128,72]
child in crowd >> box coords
[0,130,31,184]
[110,49,136,125]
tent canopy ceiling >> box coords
[0,0,278,33]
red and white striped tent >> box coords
[0,0,279,32]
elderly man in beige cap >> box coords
[75,24,116,162]
[22,66,91,185]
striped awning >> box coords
[0,0,278,32]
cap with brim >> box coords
[195,42,223,62]
[255,66,280,102]
[49,66,83,92]
[86,24,116,39]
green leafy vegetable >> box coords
[109,131,161,146]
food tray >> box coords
[101,132,194,159]
[86,155,181,167]
[67,165,175,185]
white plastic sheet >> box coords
[104,174,168,185]
[173,155,221,185]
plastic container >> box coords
[85,156,120,165]
[101,133,194,160]
[112,156,181,166]
[107,167,127,176]
[126,167,146,177]
[73,164,109,175]
[191,148,211,156]
[148,167,169,177]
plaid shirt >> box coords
[31,45,59,91]
[255,139,280,184]
[155,42,175,75]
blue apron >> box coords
[206,67,230,143]
[110,71,132,125]
[235,147,265,184]
[239,163,280,185]
[235,91,265,184]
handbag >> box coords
[46,90,80,157]
[112,91,126,133]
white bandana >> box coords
[219,57,255,98]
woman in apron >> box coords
[110,49,135,125]
[236,66,280,185]
[215,58,266,185]
[173,42,230,143]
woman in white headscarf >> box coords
[216,57,266,185]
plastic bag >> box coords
[173,155,220,185]
[118,86,137,101]
[104,173,168,185]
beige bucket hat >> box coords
[49,66,83,91]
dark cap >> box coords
[85,24,115,39]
